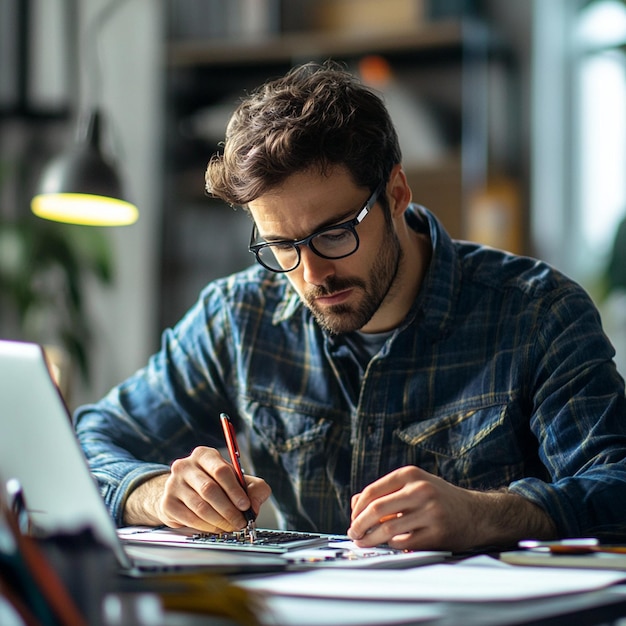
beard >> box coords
[303,226,403,335]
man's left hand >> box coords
[347,465,556,552]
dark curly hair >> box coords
[205,61,401,207]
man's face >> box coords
[247,168,402,334]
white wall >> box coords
[73,0,164,407]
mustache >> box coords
[306,276,366,299]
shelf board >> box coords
[167,20,464,67]
[171,155,462,203]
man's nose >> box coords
[300,246,335,285]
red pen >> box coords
[220,412,257,542]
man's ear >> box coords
[387,164,412,218]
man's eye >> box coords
[316,229,351,245]
[270,242,295,252]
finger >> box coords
[350,492,363,520]
[165,450,250,531]
[350,485,386,521]
[350,468,418,520]
[385,517,448,551]
[349,477,432,541]
[160,470,242,532]
[189,447,258,515]
[182,467,265,531]
[164,447,271,533]
[160,494,226,532]
[386,530,423,551]
[190,447,253,506]
[246,476,272,513]
[185,467,249,529]
[348,498,401,540]
[348,507,400,541]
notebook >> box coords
[0,339,288,576]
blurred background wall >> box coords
[0,0,624,407]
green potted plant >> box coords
[0,161,114,391]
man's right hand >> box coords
[123,446,271,533]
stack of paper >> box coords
[237,561,626,602]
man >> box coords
[75,61,626,552]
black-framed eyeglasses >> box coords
[249,182,384,273]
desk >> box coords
[139,575,626,626]
[101,550,626,626]
[155,587,626,626]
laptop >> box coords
[0,339,292,576]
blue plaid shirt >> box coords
[74,206,626,540]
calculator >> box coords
[187,528,329,552]
[119,525,328,554]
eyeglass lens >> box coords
[258,227,359,271]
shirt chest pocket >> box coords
[243,395,338,495]
[244,399,340,531]
[393,403,526,490]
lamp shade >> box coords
[31,111,139,226]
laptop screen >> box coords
[0,339,132,568]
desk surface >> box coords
[155,583,626,626]
[110,552,626,626]
[437,586,626,626]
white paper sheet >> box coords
[260,596,443,626]
[238,562,626,602]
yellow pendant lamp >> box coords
[31,109,138,226]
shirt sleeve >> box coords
[73,284,239,525]
[508,282,626,541]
